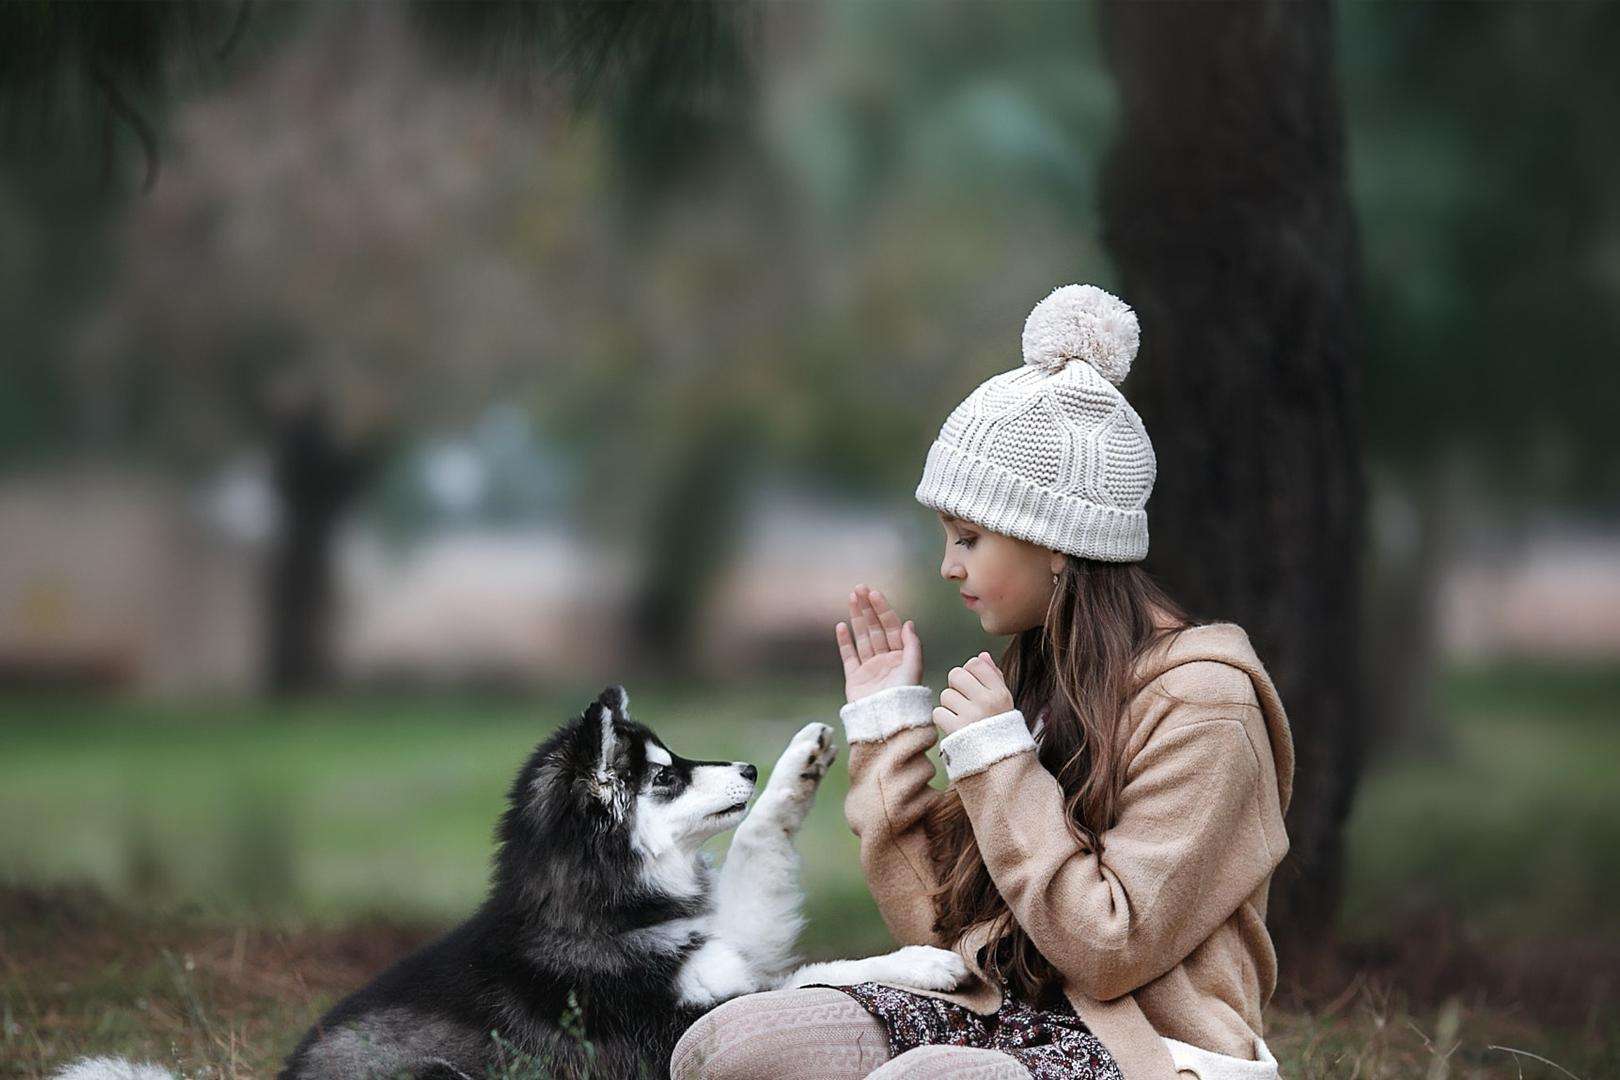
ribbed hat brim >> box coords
[914,439,1148,562]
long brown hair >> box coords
[922,555,1200,1005]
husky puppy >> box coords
[59,684,967,1080]
[274,684,967,1079]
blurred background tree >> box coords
[1346,2,1620,764]
[1,0,765,692]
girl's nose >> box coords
[940,556,963,581]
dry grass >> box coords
[1265,974,1608,1079]
[4,885,1614,1080]
[1,884,436,1079]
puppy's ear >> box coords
[595,683,631,720]
[561,702,629,814]
[593,703,619,779]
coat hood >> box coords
[1131,621,1295,815]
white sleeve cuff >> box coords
[938,709,1036,780]
[839,685,936,744]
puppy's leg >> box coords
[783,945,971,993]
[675,938,764,1010]
[710,722,837,981]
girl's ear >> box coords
[1049,551,1066,577]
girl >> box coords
[672,284,1293,1080]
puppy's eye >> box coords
[652,766,676,786]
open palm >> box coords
[835,585,924,704]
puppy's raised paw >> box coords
[746,723,838,835]
[764,722,837,798]
[793,722,837,781]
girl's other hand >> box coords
[835,585,924,704]
[933,652,1015,736]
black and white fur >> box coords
[58,684,966,1080]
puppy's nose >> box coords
[738,763,757,782]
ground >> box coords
[2,666,1616,1077]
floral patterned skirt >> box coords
[825,981,1125,1080]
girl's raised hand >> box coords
[835,585,924,704]
[933,652,1016,736]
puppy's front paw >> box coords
[788,721,837,783]
[748,723,837,835]
[765,722,837,799]
[875,945,971,992]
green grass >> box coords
[0,680,899,958]
[1339,662,1620,945]
[3,665,1615,951]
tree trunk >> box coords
[1098,0,1366,991]
[627,406,760,677]
[266,401,377,696]
[1362,454,1459,764]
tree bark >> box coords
[1098,0,1366,990]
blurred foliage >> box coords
[0,0,757,197]
[1341,2,1620,507]
[0,0,262,190]
[2,1,1613,500]
[407,0,762,209]
[1,2,1616,685]
[0,157,115,465]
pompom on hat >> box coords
[914,283,1156,561]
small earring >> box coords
[1051,571,1059,585]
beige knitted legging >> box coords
[670,987,1032,1079]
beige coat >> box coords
[838,622,1294,1080]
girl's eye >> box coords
[954,536,976,549]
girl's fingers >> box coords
[902,619,922,663]
[962,654,1013,712]
[965,653,1004,688]
[868,588,905,651]
[834,621,859,676]
[946,664,986,699]
[848,591,875,662]
[939,686,969,714]
[857,586,888,655]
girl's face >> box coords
[937,512,1065,636]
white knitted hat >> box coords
[914,283,1156,562]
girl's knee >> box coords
[867,1045,1031,1080]
[669,988,886,1080]
[670,1002,733,1080]
[670,995,797,1080]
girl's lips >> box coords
[961,593,979,608]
